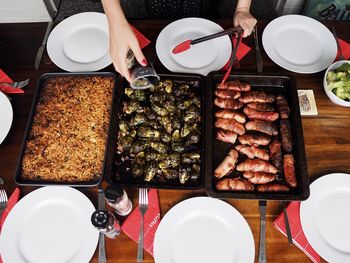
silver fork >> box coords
[0,189,8,219]
[137,188,148,262]
[0,78,30,89]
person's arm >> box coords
[101,0,147,82]
[233,0,257,37]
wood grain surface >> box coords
[0,19,349,263]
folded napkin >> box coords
[336,38,350,60]
[222,37,251,71]
[273,201,321,263]
[130,24,151,50]
[0,69,24,94]
[121,189,160,256]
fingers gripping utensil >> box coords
[258,200,267,263]
[221,27,244,86]
[172,26,243,54]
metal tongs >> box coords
[220,26,244,86]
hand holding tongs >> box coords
[172,26,243,54]
[220,27,244,86]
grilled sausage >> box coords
[276,95,290,119]
[239,91,275,103]
[236,159,278,174]
[284,154,297,187]
[256,183,290,192]
[214,149,239,178]
[214,98,244,110]
[269,140,283,172]
[215,89,241,99]
[245,120,278,136]
[243,107,279,122]
[215,118,245,135]
[280,120,293,153]
[217,80,251,92]
[243,172,276,184]
[216,178,254,191]
[238,133,271,147]
[235,145,269,161]
[215,110,246,123]
[216,130,237,144]
[247,102,275,112]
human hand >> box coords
[233,7,257,37]
[108,22,147,82]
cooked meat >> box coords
[214,149,239,178]
[238,133,271,147]
[236,159,278,174]
[214,98,244,110]
[235,145,269,161]
[256,183,290,192]
[284,154,297,187]
[217,80,251,92]
[215,118,245,135]
[280,119,293,153]
[245,120,278,136]
[215,89,241,99]
[239,91,275,103]
[243,107,279,122]
[247,102,275,112]
[216,178,254,191]
[215,110,246,123]
[216,130,237,144]
[276,95,290,119]
[269,140,283,172]
[243,172,276,184]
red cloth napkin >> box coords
[122,189,160,256]
[273,201,321,263]
[0,188,20,263]
[130,24,151,50]
[336,38,350,60]
[0,69,24,94]
[222,37,251,71]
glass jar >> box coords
[91,209,121,239]
[105,185,133,216]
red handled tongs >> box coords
[220,27,244,86]
[172,26,244,55]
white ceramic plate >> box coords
[0,92,13,144]
[0,186,99,263]
[154,197,255,263]
[47,12,112,72]
[300,173,350,263]
[156,18,232,76]
[262,15,337,74]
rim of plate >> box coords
[262,15,337,74]
[0,186,99,263]
[154,196,255,263]
[47,12,112,72]
[0,91,13,144]
[300,173,350,263]
[156,17,232,76]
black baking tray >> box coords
[104,73,206,190]
[205,72,309,201]
[14,72,118,187]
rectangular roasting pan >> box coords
[14,72,118,187]
[104,73,206,190]
[205,72,310,201]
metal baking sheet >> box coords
[14,72,118,187]
[205,72,309,201]
[104,73,206,190]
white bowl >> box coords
[323,60,350,107]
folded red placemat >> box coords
[221,38,251,71]
[130,24,151,50]
[121,189,161,256]
[0,188,20,263]
[273,201,321,263]
[0,69,24,94]
[337,38,350,60]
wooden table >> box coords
[0,19,349,263]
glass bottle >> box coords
[105,185,133,216]
[91,209,121,239]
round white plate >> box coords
[154,197,255,263]
[47,12,112,72]
[0,186,99,263]
[262,15,337,74]
[0,92,13,144]
[156,18,232,76]
[300,173,350,263]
